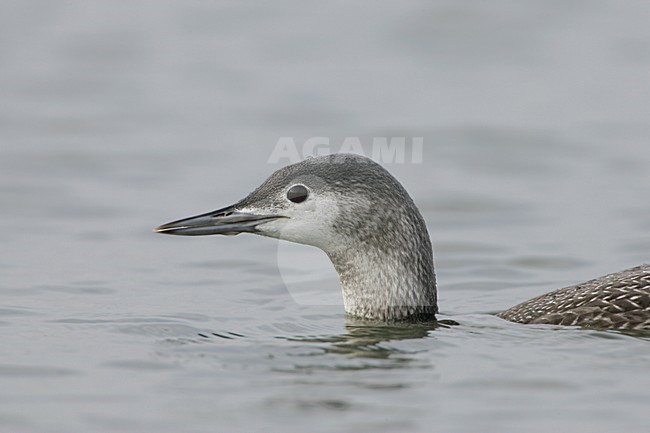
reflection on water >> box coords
[175,317,455,374]
[268,318,459,375]
[285,320,437,360]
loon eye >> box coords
[287,184,309,203]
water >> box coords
[1,1,650,432]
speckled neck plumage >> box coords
[327,204,437,321]
[301,155,438,321]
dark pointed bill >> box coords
[154,205,285,236]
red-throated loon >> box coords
[155,153,650,329]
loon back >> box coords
[498,265,650,330]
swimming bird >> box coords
[155,153,650,330]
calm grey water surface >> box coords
[2,2,650,432]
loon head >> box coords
[156,153,437,321]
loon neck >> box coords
[326,227,438,322]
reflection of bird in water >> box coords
[156,154,650,331]
[283,319,446,362]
